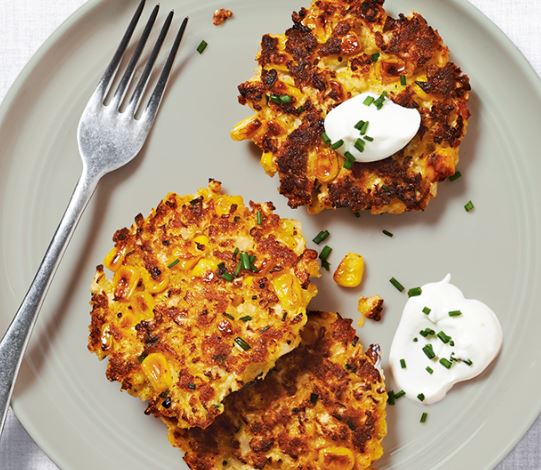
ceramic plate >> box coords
[0,0,540,468]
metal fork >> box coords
[0,0,188,434]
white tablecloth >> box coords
[0,1,539,468]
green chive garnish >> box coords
[373,91,387,110]
[437,331,452,344]
[439,358,452,369]
[408,287,422,297]
[196,40,208,54]
[331,139,344,150]
[187,382,196,390]
[389,277,405,292]
[463,359,473,366]
[393,390,406,400]
[450,340,455,346]
[223,312,235,320]
[426,366,434,374]
[364,135,374,142]
[256,210,262,225]
[221,272,234,282]
[321,132,331,144]
[422,344,436,359]
[420,412,428,423]
[234,337,251,351]
[359,120,369,135]
[413,337,419,342]
[269,94,291,105]
[310,393,318,404]
[363,96,375,106]
[167,259,180,269]
[371,52,380,62]
[321,260,330,271]
[417,393,425,402]
[239,315,252,322]
[449,310,462,317]
[387,391,396,405]
[233,247,239,258]
[422,306,431,315]
[464,200,474,212]
[240,252,251,271]
[313,230,330,245]
[260,325,270,333]
[400,75,407,86]
[419,328,435,337]
[234,260,242,276]
[382,229,393,237]
[354,119,366,131]
[319,245,332,261]
[354,138,365,152]
[400,359,407,369]
[343,151,356,169]
[449,171,462,181]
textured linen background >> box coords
[0,0,539,469]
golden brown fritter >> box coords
[87,180,319,430]
[170,311,387,469]
[231,0,470,214]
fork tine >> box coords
[111,4,160,109]
[126,10,174,115]
[143,17,189,122]
[96,0,146,99]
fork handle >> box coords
[0,168,99,435]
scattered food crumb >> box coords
[358,295,384,323]
[213,8,233,26]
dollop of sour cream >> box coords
[389,274,503,404]
[324,91,421,163]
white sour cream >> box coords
[324,91,421,163]
[389,274,503,404]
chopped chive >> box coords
[260,325,270,333]
[234,260,242,276]
[382,229,394,238]
[321,260,331,271]
[233,247,239,258]
[310,393,319,404]
[417,393,425,402]
[331,139,344,150]
[221,272,234,282]
[389,277,405,292]
[239,315,252,322]
[196,40,208,54]
[321,132,331,144]
[408,287,422,297]
[464,200,474,212]
[363,96,375,106]
[393,390,406,400]
[279,95,291,104]
[240,252,251,271]
[463,359,473,366]
[187,382,196,390]
[269,94,291,105]
[450,340,455,346]
[319,245,332,261]
[371,52,380,62]
[449,310,462,317]
[256,210,262,225]
[437,331,452,344]
[449,171,462,181]
[354,138,365,152]
[364,135,374,142]
[167,259,180,269]
[359,120,369,135]
[223,312,235,320]
[422,306,431,315]
[413,337,419,342]
[400,359,407,369]
[373,91,387,110]
[422,344,436,359]
[234,337,251,351]
[439,358,452,369]
[313,230,330,245]
[343,151,356,169]
[400,75,407,86]
[249,255,257,272]
[354,119,366,131]
[426,366,434,374]
[419,328,435,337]
[387,391,396,405]
[420,412,428,423]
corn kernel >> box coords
[141,353,173,392]
[130,292,154,320]
[312,148,339,183]
[113,266,141,301]
[215,196,244,216]
[103,246,125,272]
[191,258,219,277]
[272,273,303,312]
[318,446,355,470]
[333,253,364,288]
[193,235,209,246]
[260,152,277,176]
[231,115,260,141]
[178,257,201,271]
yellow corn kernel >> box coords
[260,152,277,176]
[278,219,300,251]
[318,447,355,470]
[272,273,303,312]
[193,235,209,246]
[130,292,154,320]
[141,353,173,392]
[231,115,260,141]
[103,246,125,272]
[147,273,169,294]
[113,266,141,301]
[215,196,244,216]
[312,149,340,183]
[333,253,364,288]
[191,258,219,277]
[177,257,201,271]
[242,276,253,288]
